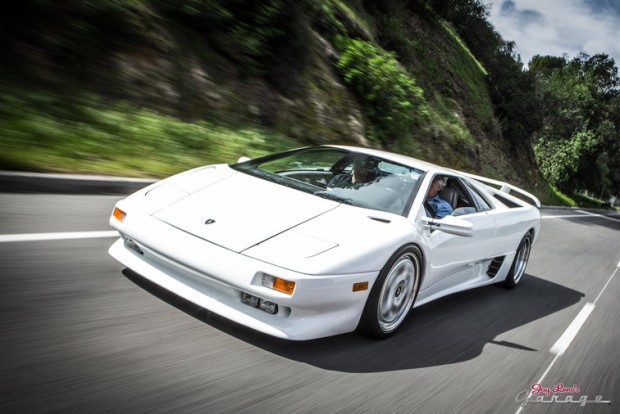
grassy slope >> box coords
[0,88,296,177]
[336,2,494,164]
[0,1,576,205]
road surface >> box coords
[1,194,618,413]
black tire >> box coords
[503,233,532,289]
[358,245,422,338]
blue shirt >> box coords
[426,195,453,218]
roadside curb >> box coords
[0,171,157,195]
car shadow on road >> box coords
[123,270,584,373]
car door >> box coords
[416,176,497,299]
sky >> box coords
[485,0,620,66]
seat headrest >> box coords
[439,187,458,209]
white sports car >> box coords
[109,146,541,340]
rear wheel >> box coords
[503,233,532,288]
[358,245,421,338]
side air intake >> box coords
[487,256,505,277]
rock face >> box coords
[106,26,366,147]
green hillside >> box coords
[1,0,600,205]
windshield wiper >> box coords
[315,191,353,205]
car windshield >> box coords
[230,147,425,215]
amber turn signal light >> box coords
[353,282,368,292]
[262,274,296,295]
[113,207,126,222]
[272,277,296,295]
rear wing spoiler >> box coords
[462,172,541,209]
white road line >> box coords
[576,209,620,223]
[0,231,118,243]
[549,303,595,356]
[542,212,620,220]
[594,261,620,304]
[514,262,619,414]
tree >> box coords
[428,0,542,150]
[530,53,620,196]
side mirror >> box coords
[421,215,474,237]
[237,156,251,163]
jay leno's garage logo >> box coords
[516,383,612,407]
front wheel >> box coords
[358,245,422,338]
[503,233,532,288]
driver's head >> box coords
[428,176,446,199]
[352,156,377,182]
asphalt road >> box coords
[1,194,619,413]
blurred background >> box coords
[0,0,618,207]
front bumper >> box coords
[108,213,376,340]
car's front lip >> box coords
[109,210,377,340]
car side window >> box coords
[462,180,492,212]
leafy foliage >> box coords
[533,129,598,190]
[530,53,620,195]
[334,36,428,147]
[428,0,620,198]
[486,42,542,147]
[428,0,542,149]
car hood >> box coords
[153,172,339,252]
[243,204,413,274]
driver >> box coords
[328,156,378,188]
[425,176,453,218]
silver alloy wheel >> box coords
[377,253,419,333]
[512,236,531,284]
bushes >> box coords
[533,129,598,192]
[334,36,428,147]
